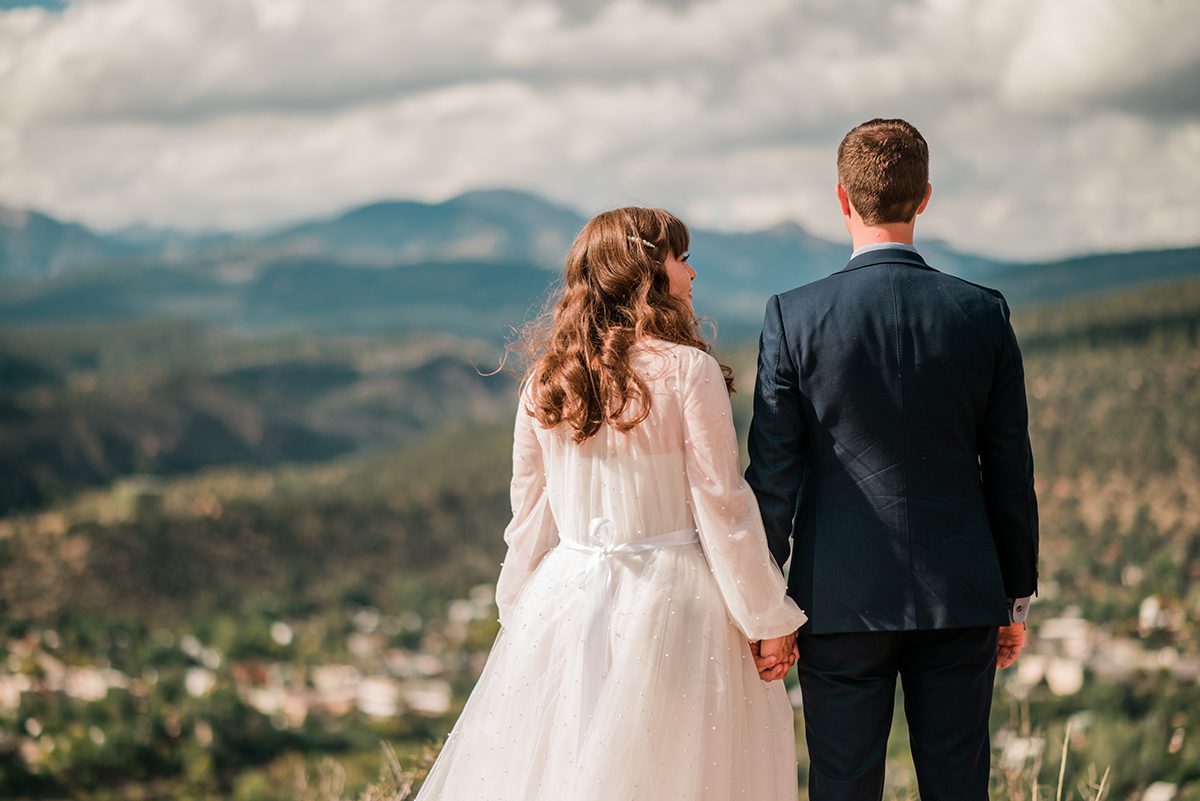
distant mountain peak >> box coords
[0,204,133,281]
[260,188,582,269]
[442,188,585,221]
[447,188,552,205]
[763,220,817,239]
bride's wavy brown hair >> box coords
[519,207,734,442]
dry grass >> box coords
[288,742,440,801]
[352,722,1116,801]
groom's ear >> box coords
[914,182,932,216]
[836,184,853,219]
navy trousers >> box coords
[796,626,999,801]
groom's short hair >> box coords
[837,118,929,225]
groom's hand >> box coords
[997,622,1026,669]
[762,638,799,682]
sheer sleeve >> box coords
[681,351,808,641]
[494,386,559,629]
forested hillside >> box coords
[0,323,514,513]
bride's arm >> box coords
[494,386,559,629]
[681,351,807,641]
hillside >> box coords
[0,322,515,514]
[0,255,556,338]
[974,246,1200,305]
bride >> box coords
[414,207,807,800]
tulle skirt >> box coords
[414,542,799,801]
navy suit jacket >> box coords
[745,247,1039,634]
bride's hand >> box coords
[748,640,778,671]
[755,632,798,682]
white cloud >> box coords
[999,0,1200,115]
[0,0,1197,258]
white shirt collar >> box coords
[851,242,920,259]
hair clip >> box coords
[627,235,657,249]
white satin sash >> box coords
[559,516,699,748]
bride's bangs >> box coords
[662,212,690,261]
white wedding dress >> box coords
[415,340,807,801]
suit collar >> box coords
[839,246,934,274]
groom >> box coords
[746,118,1039,801]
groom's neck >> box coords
[849,221,917,252]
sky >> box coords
[0,0,1197,260]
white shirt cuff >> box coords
[1008,596,1032,624]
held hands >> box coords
[751,624,1023,678]
[997,622,1026,669]
[749,632,798,682]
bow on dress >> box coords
[561,516,699,748]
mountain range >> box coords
[1,189,1197,339]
